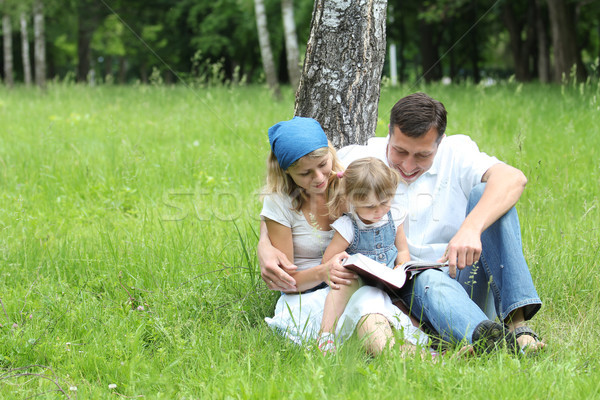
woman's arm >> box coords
[265,219,334,293]
[394,223,411,268]
[258,220,298,291]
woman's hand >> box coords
[258,237,298,291]
[322,251,357,290]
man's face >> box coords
[386,126,443,184]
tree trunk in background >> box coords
[254,0,281,99]
[118,56,127,83]
[20,12,32,86]
[77,13,93,82]
[281,0,300,91]
[295,0,387,147]
[502,2,536,81]
[469,0,480,83]
[2,10,14,88]
[398,14,406,82]
[547,0,586,82]
[535,0,550,83]
[419,21,441,83]
[33,0,46,88]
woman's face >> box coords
[287,151,333,196]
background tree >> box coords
[547,0,586,82]
[20,9,32,85]
[294,0,388,147]
[254,0,280,98]
[1,0,14,87]
[502,0,537,82]
[76,0,107,82]
[535,0,551,83]
[281,0,300,90]
[33,0,45,88]
[1,0,599,86]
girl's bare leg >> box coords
[320,279,360,334]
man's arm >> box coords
[440,163,527,277]
[258,220,298,291]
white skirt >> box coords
[265,285,428,347]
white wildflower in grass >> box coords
[109,383,117,390]
[69,386,77,391]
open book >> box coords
[342,253,447,295]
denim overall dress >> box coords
[346,211,398,269]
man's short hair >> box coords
[390,92,447,139]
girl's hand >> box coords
[322,251,357,289]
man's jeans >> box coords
[398,183,542,344]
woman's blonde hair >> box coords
[327,157,400,219]
[263,142,344,211]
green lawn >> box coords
[0,81,599,398]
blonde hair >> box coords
[263,142,344,211]
[327,157,400,219]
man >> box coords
[258,92,543,352]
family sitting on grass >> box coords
[257,92,545,357]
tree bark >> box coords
[294,0,388,147]
[33,0,46,88]
[547,0,586,82]
[419,21,441,83]
[469,0,480,83]
[20,12,32,86]
[535,0,550,83]
[118,56,127,84]
[77,13,93,83]
[2,10,14,87]
[254,0,281,99]
[281,0,301,90]
[502,2,536,82]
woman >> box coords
[260,116,427,355]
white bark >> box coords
[2,10,13,87]
[33,0,45,88]
[281,0,300,90]
[254,0,281,99]
[20,12,32,86]
[295,0,388,147]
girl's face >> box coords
[353,193,392,225]
[287,152,333,196]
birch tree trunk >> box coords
[20,12,32,86]
[254,0,281,99]
[281,0,300,90]
[2,9,14,88]
[294,0,387,147]
[33,0,46,88]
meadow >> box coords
[0,80,599,399]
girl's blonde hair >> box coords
[263,142,344,211]
[327,157,401,219]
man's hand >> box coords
[438,226,482,278]
[258,240,297,291]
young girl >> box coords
[260,117,427,355]
[318,157,418,353]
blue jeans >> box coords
[398,183,542,344]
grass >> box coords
[0,80,599,398]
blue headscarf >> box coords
[268,116,328,170]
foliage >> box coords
[1,0,599,85]
[0,82,599,397]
